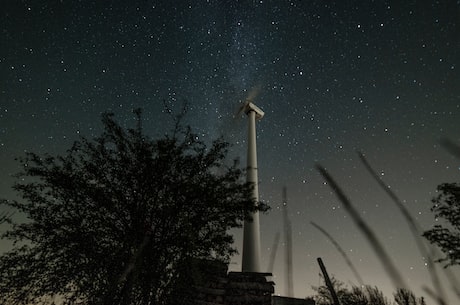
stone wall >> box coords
[225,272,274,305]
[272,296,315,305]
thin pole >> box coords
[317,257,341,305]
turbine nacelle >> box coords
[240,100,264,120]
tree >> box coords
[312,276,391,305]
[0,110,265,305]
[423,183,460,267]
[362,286,389,305]
[394,288,426,305]
[310,276,430,305]
[312,275,348,305]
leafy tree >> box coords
[0,110,265,305]
[423,183,460,267]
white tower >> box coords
[241,101,264,273]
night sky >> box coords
[1,0,459,303]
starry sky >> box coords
[1,0,459,303]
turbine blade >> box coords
[235,100,249,118]
[246,85,261,101]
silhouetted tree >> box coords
[363,286,389,305]
[394,288,426,305]
[423,183,460,267]
[312,275,349,305]
[312,277,430,305]
[347,286,368,305]
[0,110,265,305]
[312,277,391,305]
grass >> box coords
[314,139,460,305]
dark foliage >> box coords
[423,183,460,267]
[0,110,265,305]
[394,288,427,305]
[312,276,427,305]
[312,277,390,305]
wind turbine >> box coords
[238,94,264,273]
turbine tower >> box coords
[241,100,264,273]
